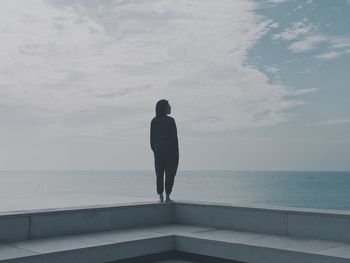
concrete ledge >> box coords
[1,224,350,263]
[175,201,350,243]
[0,201,350,262]
[1,233,173,263]
[175,235,349,263]
[0,202,172,242]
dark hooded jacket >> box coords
[150,116,179,157]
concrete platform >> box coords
[0,194,155,213]
[0,201,350,262]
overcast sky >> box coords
[0,0,349,171]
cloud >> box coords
[273,19,315,41]
[274,18,350,60]
[0,104,53,127]
[313,37,350,60]
[267,0,289,4]
[311,118,350,126]
[314,51,340,61]
[257,0,289,9]
[272,19,328,53]
[288,35,327,53]
[287,88,318,96]
[0,0,311,139]
[265,66,279,73]
[269,22,279,29]
[315,37,350,61]
[331,37,350,49]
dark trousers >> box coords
[154,153,179,195]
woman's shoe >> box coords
[165,194,173,202]
[159,194,164,202]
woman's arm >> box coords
[150,120,155,152]
[171,119,179,155]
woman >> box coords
[150,99,179,202]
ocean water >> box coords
[0,170,349,212]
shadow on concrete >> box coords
[108,251,243,263]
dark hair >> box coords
[155,99,169,117]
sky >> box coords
[0,0,349,171]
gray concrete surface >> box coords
[0,201,350,262]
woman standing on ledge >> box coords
[150,99,179,202]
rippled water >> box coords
[0,170,349,212]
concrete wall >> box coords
[174,201,350,243]
[0,203,172,242]
[1,201,350,243]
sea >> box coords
[0,170,349,212]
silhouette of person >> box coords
[150,99,179,202]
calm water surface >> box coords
[0,170,349,212]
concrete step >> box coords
[0,227,173,263]
[176,228,350,263]
[0,202,173,243]
[0,224,209,263]
[1,201,350,263]
[1,224,350,263]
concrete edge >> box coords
[1,199,350,218]
[0,202,172,218]
[174,200,350,217]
